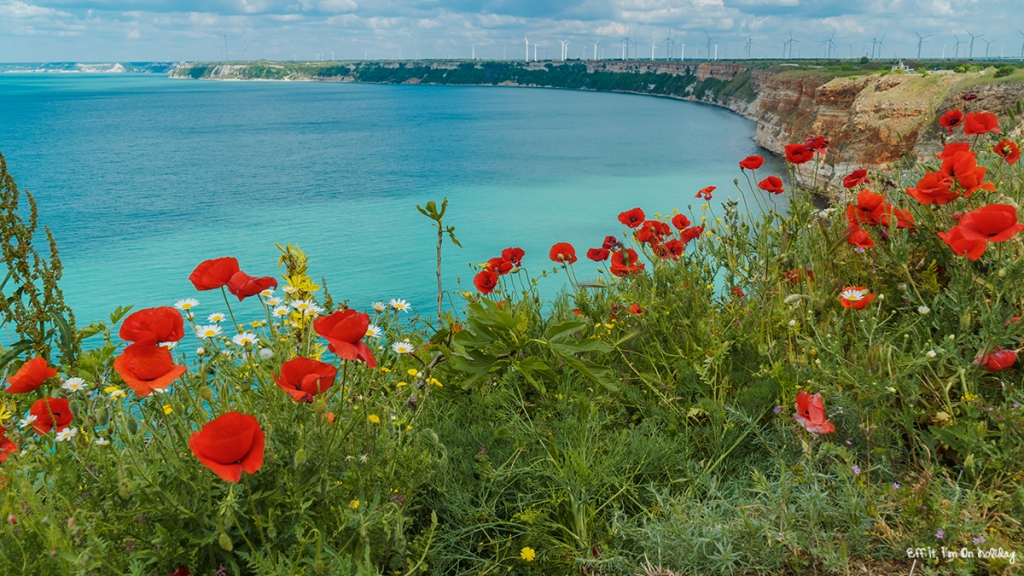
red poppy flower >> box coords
[804,136,829,153]
[939,150,994,197]
[938,109,963,134]
[956,204,1024,242]
[226,271,278,301]
[4,357,57,394]
[313,310,377,367]
[0,427,17,463]
[846,224,875,250]
[617,208,645,228]
[731,286,745,298]
[188,412,265,483]
[757,176,784,194]
[600,236,620,251]
[935,142,972,160]
[609,248,645,277]
[994,140,1021,165]
[273,357,338,403]
[473,270,499,295]
[842,169,869,189]
[680,226,704,244]
[189,257,240,291]
[893,208,915,229]
[792,391,835,434]
[167,568,190,576]
[113,343,187,397]
[586,248,610,261]
[29,397,73,435]
[571,308,583,316]
[847,190,889,226]
[784,144,814,164]
[938,226,988,260]
[635,220,671,244]
[664,238,685,258]
[501,247,525,266]
[119,307,184,345]
[549,242,577,264]
[839,286,876,310]
[695,186,715,200]
[739,155,764,170]
[975,348,1017,372]
[628,303,642,316]
[671,214,691,230]
[963,112,1001,136]
[907,172,956,205]
[486,257,513,275]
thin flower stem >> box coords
[221,287,241,334]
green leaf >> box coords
[515,357,556,391]
[51,309,75,351]
[0,339,33,372]
[78,322,107,340]
[560,356,619,392]
[109,305,134,325]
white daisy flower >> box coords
[391,341,415,354]
[282,285,298,294]
[258,348,274,360]
[302,305,324,317]
[259,288,275,298]
[371,301,386,313]
[109,389,127,399]
[159,341,177,350]
[55,427,78,442]
[366,324,383,339]
[18,415,37,428]
[788,320,797,327]
[926,350,937,358]
[221,349,233,356]
[94,437,110,446]
[389,299,411,313]
[232,332,258,347]
[273,306,290,317]
[174,298,199,311]
[918,306,930,315]
[207,312,226,323]
[62,377,86,392]
[266,297,282,307]
[290,299,317,313]
[840,288,867,302]
[195,325,223,339]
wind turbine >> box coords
[525,37,529,61]
[821,32,836,59]
[704,31,718,61]
[914,32,931,59]
[1019,30,1024,61]
[876,36,886,59]
[784,32,799,59]
[743,37,753,59]
[620,29,631,60]
[967,30,983,59]
[651,41,658,60]
[662,30,675,60]
[953,36,962,59]
[471,45,475,60]
[559,39,568,61]
[983,37,996,59]
[680,43,686,61]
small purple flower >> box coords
[892,482,900,489]
[216,565,228,576]
[1014,402,1020,409]
[854,246,865,253]
[987,407,993,412]
[936,529,945,539]
[973,536,986,544]
[845,440,852,446]
[852,465,861,475]
[773,405,783,414]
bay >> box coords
[0,73,783,327]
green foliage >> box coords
[994,65,1016,79]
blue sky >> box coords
[1,0,1022,62]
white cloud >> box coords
[0,0,70,18]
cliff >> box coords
[171,60,1024,183]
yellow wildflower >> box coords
[520,547,536,562]
[349,500,360,509]
[379,367,392,374]
[396,381,408,388]
[162,405,173,415]
[368,414,381,424]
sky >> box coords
[1,0,1023,63]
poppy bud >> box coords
[312,399,327,415]
[999,268,1006,277]
[118,479,134,499]
[199,386,214,401]
[733,178,739,185]
[239,380,251,392]
[294,448,307,468]
[218,532,233,551]
[126,417,139,435]
[267,525,277,540]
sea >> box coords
[0,72,783,330]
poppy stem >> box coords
[221,288,241,334]
[259,296,276,338]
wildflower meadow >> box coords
[1,106,1023,575]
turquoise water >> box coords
[0,74,783,327]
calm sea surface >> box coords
[0,73,783,327]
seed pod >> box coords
[95,406,109,427]
[118,479,134,499]
[294,448,307,468]
[126,417,139,435]
[267,526,278,540]
[312,399,327,415]
[199,386,214,401]
[218,532,233,552]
